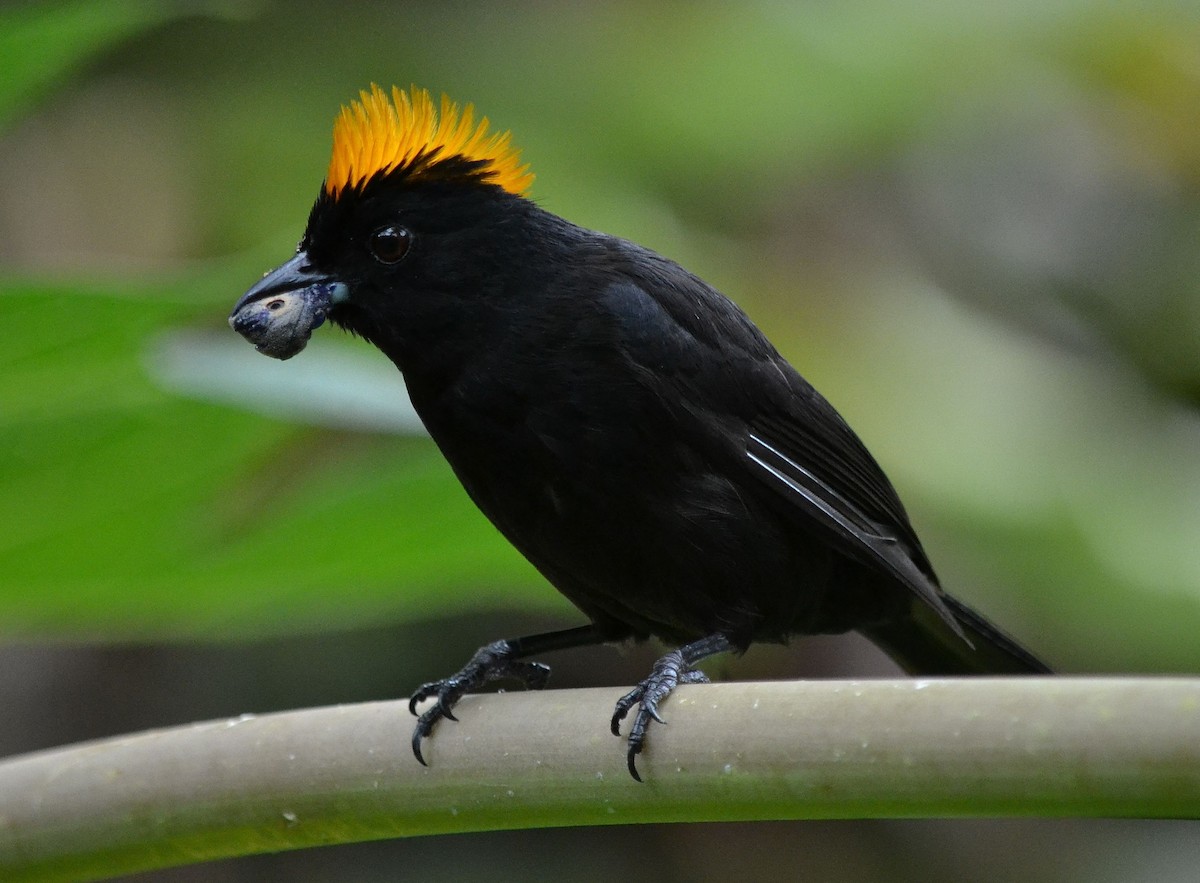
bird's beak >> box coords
[229,251,348,360]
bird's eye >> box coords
[368,225,412,264]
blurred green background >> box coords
[3,0,1200,880]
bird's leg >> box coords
[409,623,607,765]
[611,633,733,781]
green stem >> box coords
[1,678,1197,881]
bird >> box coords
[230,85,1050,781]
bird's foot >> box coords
[610,648,710,781]
[408,639,550,765]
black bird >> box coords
[230,86,1050,780]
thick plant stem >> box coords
[1,678,1198,881]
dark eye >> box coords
[368,225,412,264]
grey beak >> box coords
[229,252,345,360]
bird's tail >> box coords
[862,594,1051,675]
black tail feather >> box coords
[863,594,1051,675]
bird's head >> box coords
[229,85,535,362]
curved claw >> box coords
[405,638,559,769]
[407,680,464,766]
[626,742,644,782]
[412,703,449,766]
[611,644,720,781]
[610,685,642,736]
[412,724,429,766]
[610,715,624,738]
[624,704,655,782]
[408,680,440,716]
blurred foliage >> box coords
[0,0,196,125]
[1,279,546,637]
[1,0,1200,679]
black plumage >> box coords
[231,90,1049,780]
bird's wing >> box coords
[600,266,961,635]
[745,405,961,637]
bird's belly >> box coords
[455,448,837,644]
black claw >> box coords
[611,685,641,736]
[626,708,653,782]
[412,704,446,766]
[627,745,643,782]
[412,728,428,766]
[406,639,558,768]
[409,682,438,716]
[611,646,715,781]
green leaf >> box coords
[0,278,552,639]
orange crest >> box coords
[323,85,534,198]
